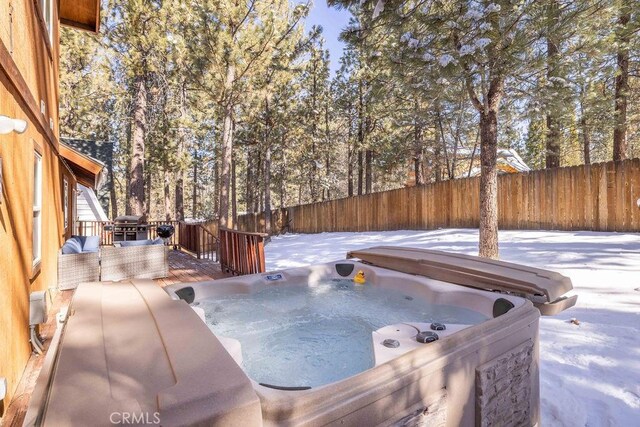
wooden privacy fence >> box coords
[236,209,289,235]
[218,228,267,275]
[237,159,640,234]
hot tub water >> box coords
[199,279,488,388]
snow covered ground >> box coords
[264,229,640,426]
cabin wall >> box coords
[0,0,73,411]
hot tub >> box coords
[25,247,576,426]
[164,246,577,426]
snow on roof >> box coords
[462,148,531,177]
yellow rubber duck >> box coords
[353,270,366,284]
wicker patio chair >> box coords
[57,250,100,290]
[100,244,168,281]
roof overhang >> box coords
[59,142,105,189]
[59,0,100,33]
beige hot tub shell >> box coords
[25,247,575,426]
[24,280,263,427]
[251,304,539,426]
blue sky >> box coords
[304,1,352,76]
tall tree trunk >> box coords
[465,69,503,259]
[109,167,118,219]
[264,99,272,233]
[192,151,198,219]
[545,113,561,168]
[545,0,561,168]
[144,159,152,219]
[325,153,330,200]
[279,171,286,208]
[175,85,187,221]
[280,137,287,208]
[246,148,254,212]
[212,147,218,215]
[264,145,272,234]
[436,106,450,178]
[413,114,424,185]
[449,96,465,178]
[347,143,354,197]
[309,56,319,203]
[254,156,261,213]
[357,80,365,195]
[347,105,354,196]
[433,114,442,182]
[357,150,364,195]
[164,169,171,221]
[580,106,591,165]
[479,110,499,259]
[613,6,630,161]
[124,123,132,215]
[128,75,146,216]
[259,188,264,213]
[231,156,237,229]
[365,150,373,193]
[219,64,235,229]
[175,164,184,221]
[323,103,331,201]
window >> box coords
[33,151,42,267]
[63,177,69,230]
[39,0,53,43]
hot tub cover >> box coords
[347,246,577,315]
[24,280,262,427]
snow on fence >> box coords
[237,159,640,234]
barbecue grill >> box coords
[156,224,175,246]
[112,215,149,242]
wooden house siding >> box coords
[0,0,98,412]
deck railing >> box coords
[76,220,181,249]
[76,221,267,273]
[218,227,267,276]
[178,222,218,261]
[77,220,114,245]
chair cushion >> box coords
[152,237,165,245]
[82,236,100,253]
[61,237,83,254]
[71,235,87,246]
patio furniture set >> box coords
[57,235,169,290]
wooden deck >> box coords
[158,249,230,286]
[2,250,229,427]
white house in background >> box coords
[405,147,532,186]
[58,141,108,222]
[464,148,531,177]
[61,138,114,219]
[76,183,108,221]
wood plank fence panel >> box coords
[236,159,640,234]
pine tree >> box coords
[613,0,634,161]
[187,0,309,228]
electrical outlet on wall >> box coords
[40,100,46,115]
[49,117,54,130]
